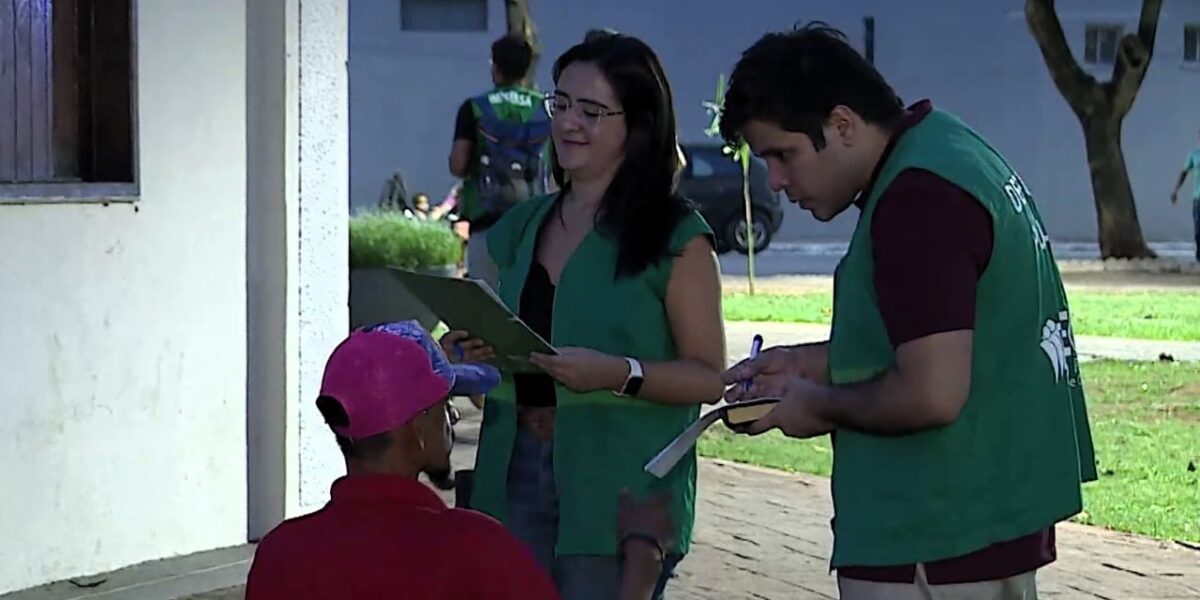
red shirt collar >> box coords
[857,99,934,209]
[329,474,447,511]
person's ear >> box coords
[826,105,858,146]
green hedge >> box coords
[349,211,462,270]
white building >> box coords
[350,0,1200,246]
[0,0,349,594]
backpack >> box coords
[472,92,551,220]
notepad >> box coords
[643,398,780,478]
[388,268,556,374]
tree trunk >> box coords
[1082,115,1155,258]
[1025,0,1161,259]
[504,0,540,87]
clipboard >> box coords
[388,268,556,374]
[643,398,780,478]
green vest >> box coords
[462,86,545,223]
[827,109,1098,567]
[468,194,713,557]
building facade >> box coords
[350,0,1200,244]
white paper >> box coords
[643,408,724,478]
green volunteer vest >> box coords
[468,193,713,557]
[827,109,1098,567]
[462,85,544,223]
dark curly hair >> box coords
[720,23,903,151]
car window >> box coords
[692,153,715,177]
[692,148,742,178]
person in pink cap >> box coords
[245,326,675,600]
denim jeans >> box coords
[506,428,682,600]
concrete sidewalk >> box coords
[723,321,1200,363]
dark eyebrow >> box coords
[552,90,614,111]
[755,146,790,158]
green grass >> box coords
[698,360,1200,542]
[723,290,1200,342]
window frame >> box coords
[399,0,488,33]
[1184,23,1199,67]
[1083,23,1123,66]
[0,0,139,205]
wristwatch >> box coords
[616,357,644,397]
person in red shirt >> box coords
[246,324,673,600]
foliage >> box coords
[703,73,757,293]
[348,211,462,270]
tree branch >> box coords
[1110,0,1162,116]
[505,0,540,87]
[1136,0,1163,49]
[1025,0,1098,118]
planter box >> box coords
[348,264,456,331]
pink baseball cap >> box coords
[317,330,451,441]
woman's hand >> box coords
[529,347,628,393]
[438,330,495,364]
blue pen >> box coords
[743,334,764,391]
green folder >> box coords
[388,268,556,374]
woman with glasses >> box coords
[465,33,726,600]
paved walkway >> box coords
[178,323,1200,600]
[185,401,1199,600]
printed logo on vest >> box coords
[488,90,534,108]
[1004,173,1052,252]
[1040,310,1080,387]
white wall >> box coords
[295,0,351,513]
[0,1,248,594]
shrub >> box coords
[349,211,462,270]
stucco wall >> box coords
[0,0,249,594]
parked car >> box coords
[678,142,784,254]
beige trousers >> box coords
[838,565,1038,600]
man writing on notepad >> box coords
[718,25,1096,600]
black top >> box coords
[513,223,559,408]
[453,100,476,142]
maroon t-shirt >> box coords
[836,100,1056,585]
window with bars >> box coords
[0,0,136,201]
[1084,24,1122,66]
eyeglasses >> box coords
[543,93,624,123]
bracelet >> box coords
[618,532,665,563]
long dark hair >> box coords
[549,34,692,278]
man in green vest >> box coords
[448,34,550,289]
[718,24,1096,599]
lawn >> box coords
[723,290,1200,342]
[697,359,1200,543]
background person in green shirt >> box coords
[718,24,1095,600]
[449,34,550,289]
[467,34,726,600]
[1169,131,1200,262]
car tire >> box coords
[725,211,772,255]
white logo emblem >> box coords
[1040,310,1078,386]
